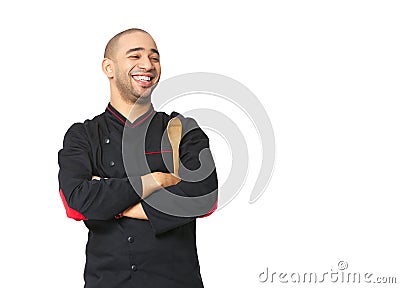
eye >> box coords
[128,55,139,59]
[151,57,160,62]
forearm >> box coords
[60,175,144,220]
[141,168,218,235]
[92,172,166,199]
[120,172,181,220]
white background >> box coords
[1,0,399,287]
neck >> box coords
[110,95,151,123]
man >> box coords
[58,28,218,288]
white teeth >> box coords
[133,75,151,81]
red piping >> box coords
[107,106,154,128]
[132,107,154,128]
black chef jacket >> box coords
[58,103,218,288]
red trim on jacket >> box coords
[59,189,87,221]
[106,105,154,128]
[132,107,154,128]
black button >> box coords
[131,264,137,271]
[128,236,134,243]
[109,161,115,167]
[104,138,110,144]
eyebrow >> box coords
[125,47,160,56]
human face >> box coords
[111,32,161,104]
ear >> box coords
[102,58,114,78]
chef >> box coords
[58,28,218,288]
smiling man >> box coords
[58,28,218,288]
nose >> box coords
[137,56,154,71]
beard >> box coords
[114,68,156,105]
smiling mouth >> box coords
[131,74,154,87]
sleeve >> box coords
[141,117,218,235]
[58,123,143,221]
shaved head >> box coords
[104,28,150,59]
[102,28,161,105]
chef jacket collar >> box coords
[106,102,155,129]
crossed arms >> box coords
[58,122,218,235]
[91,172,180,220]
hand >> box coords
[123,202,148,220]
[92,175,101,180]
[141,172,181,199]
[154,172,181,188]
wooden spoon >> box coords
[167,117,182,176]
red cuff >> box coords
[59,189,87,221]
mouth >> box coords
[131,73,155,88]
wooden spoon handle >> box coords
[172,144,180,175]
[167,117,182,176]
